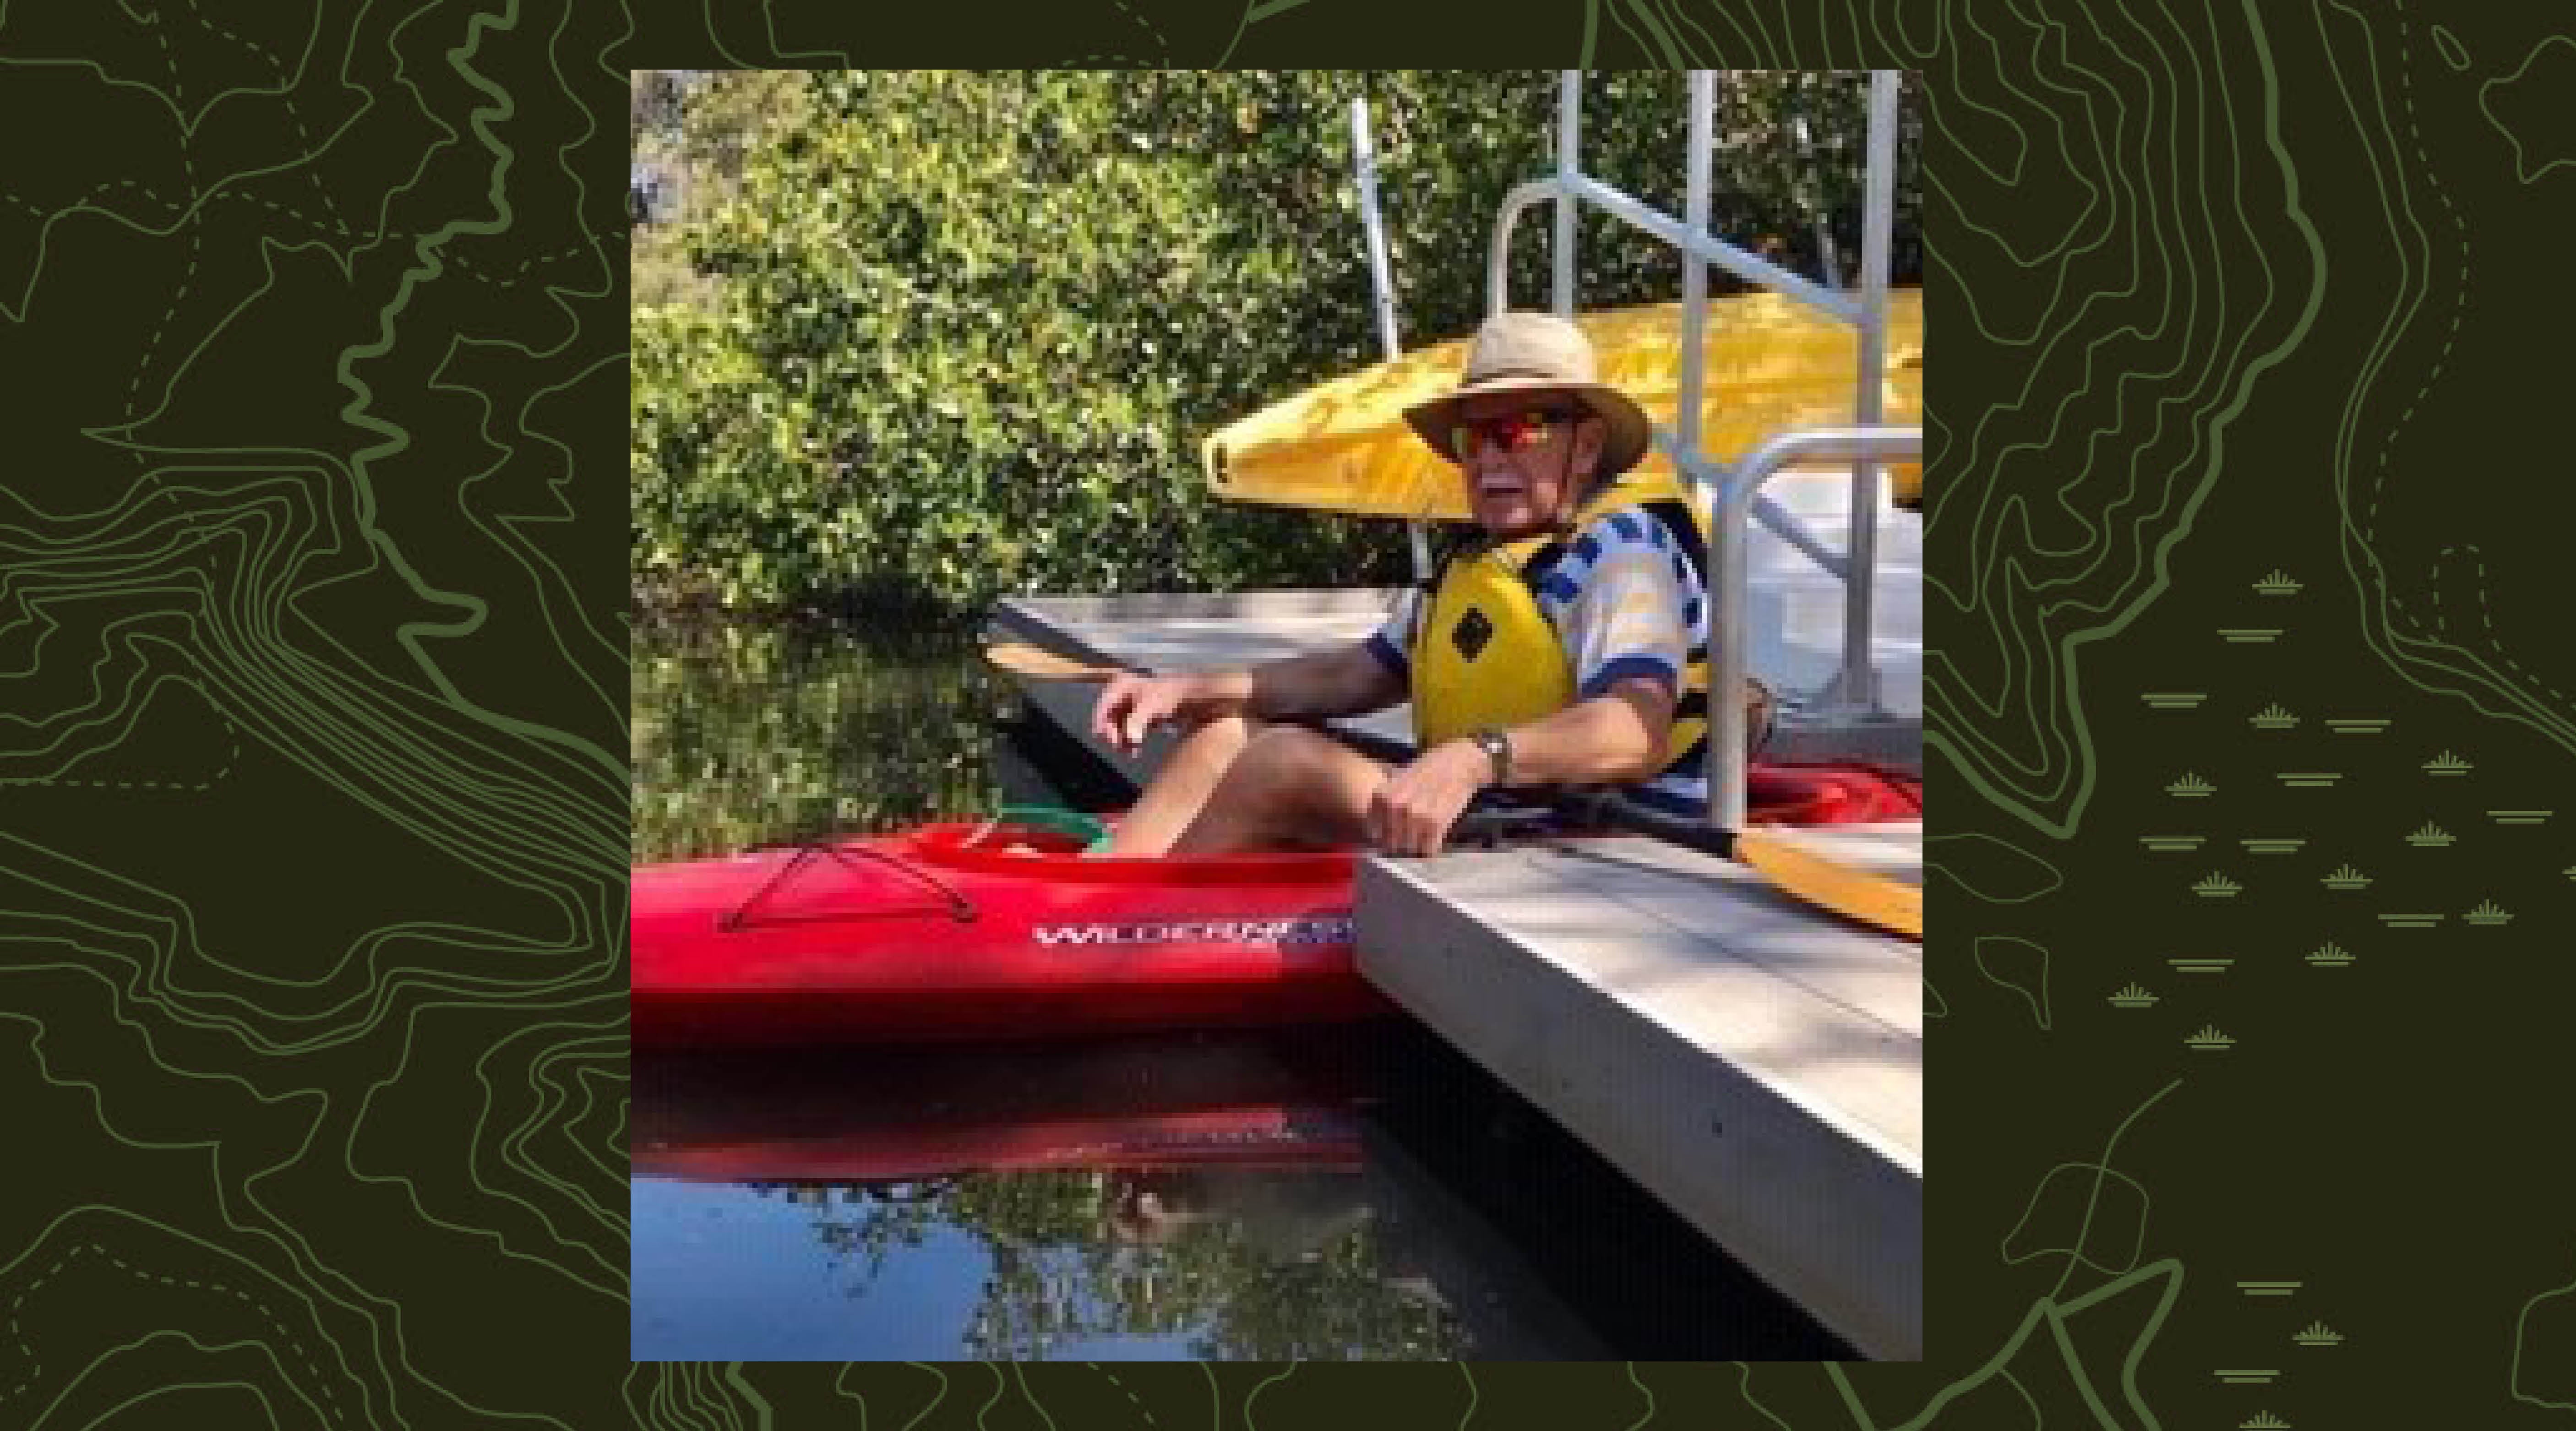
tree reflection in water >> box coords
[760,1169,1462,1361]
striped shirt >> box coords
[1365,505,1712,812]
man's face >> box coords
[1454,391,1605,539]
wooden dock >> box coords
[1360,832,1921,1360]
[986,583,1923,1359]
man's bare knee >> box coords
[1166,725,1382,854]
[1106,715,1263,858]
[1230,724,1345,784]
[1175,710,1253,742]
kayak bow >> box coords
[632,819,1379,1048]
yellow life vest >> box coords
[1410,472,1713,773]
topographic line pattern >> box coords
[6,0,2569,1427]
[1,2,628,1429]
[2328,5,2576,756]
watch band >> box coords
[1470,727,1513,786]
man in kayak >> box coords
[1093,310,1729,857]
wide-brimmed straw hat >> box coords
[1402,310,1654,479]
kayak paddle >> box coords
[1734,828,1921,939]
[984,639,1134,682]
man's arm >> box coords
[1244,641,1411,721]
[1478,676,1675,786]
[1363,677,1673,855]
[1092,640,1407,754]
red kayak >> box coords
[631,762,1919,1049]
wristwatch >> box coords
[1468,727,1514,787]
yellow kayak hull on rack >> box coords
[1203,288,1923,520]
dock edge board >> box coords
[1355,852,1923,1361]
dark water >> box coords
[629,618,1848,1360]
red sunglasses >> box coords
[1451,406,1584,461]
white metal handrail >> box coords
[1348,98,1435,584]
[1487,173,1861,326]
[1657,432,1851,579]
[1486,70,1911,830]
[1706,426,1921,832]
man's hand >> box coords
[1089,673,1207,756]
[1366,739,1497,857]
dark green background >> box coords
[5,1,2574,1426]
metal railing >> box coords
[1486,70,1916,831]
[1704,427,1920,831]
[1348,98,1436,583]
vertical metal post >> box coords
[1710,476,1754,833]
[1349,96,1432,582]
[1676,73,1714,477]
[1552,71,1581,319]
[1793,110,1842,288]
[1679,73,1743,830]
[1835,69,1898,715]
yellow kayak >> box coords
[1203,288,1923,519]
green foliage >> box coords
[628,618,1011,860]
[632,71,1922,615]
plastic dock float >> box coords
[1355,830,1923,1360]
[989,590,1412,779]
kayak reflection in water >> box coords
[1094,311,1737,858]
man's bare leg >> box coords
[1103,714,1257,856]
[1167,725,1388,855]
